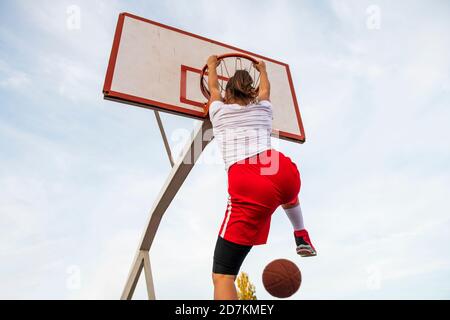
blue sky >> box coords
[0,0,449,299]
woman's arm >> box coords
[207,55,222,103]
[255,60,270,101]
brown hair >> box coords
[225,70,258,104]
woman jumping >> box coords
[207,55,316,300]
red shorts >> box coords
[218,149,301,246]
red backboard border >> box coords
[103,12,305,144]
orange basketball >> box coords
[262,259,302,298]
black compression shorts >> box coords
[213,236,252,276]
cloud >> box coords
[0,0,449,300]
[0,60,31,90]
[42,55,102,103]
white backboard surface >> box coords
[103,13,305,143]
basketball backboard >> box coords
[103,13,305,143]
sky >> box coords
[0,0,449,300]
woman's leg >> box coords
[212,274,238,300]
[212,236,252,300]
[282,197,317,257]
[282,197,304,231]
[282,197,300,209]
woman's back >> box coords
[209,100,273,171]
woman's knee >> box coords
[282,197,300,209]
[212,273,236,285]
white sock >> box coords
[284,204,305,231]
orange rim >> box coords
[200,53,260,107]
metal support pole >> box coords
[154,111,175,167]
[121,250,155,300]
[142,251,156,300]
[121,119,213,299]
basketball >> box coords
[262,259,302,298]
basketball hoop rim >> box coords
[200,53,260,103]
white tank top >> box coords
[209,100,273,171]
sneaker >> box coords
[294,230,317,257]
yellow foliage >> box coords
[236,272,257,300]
